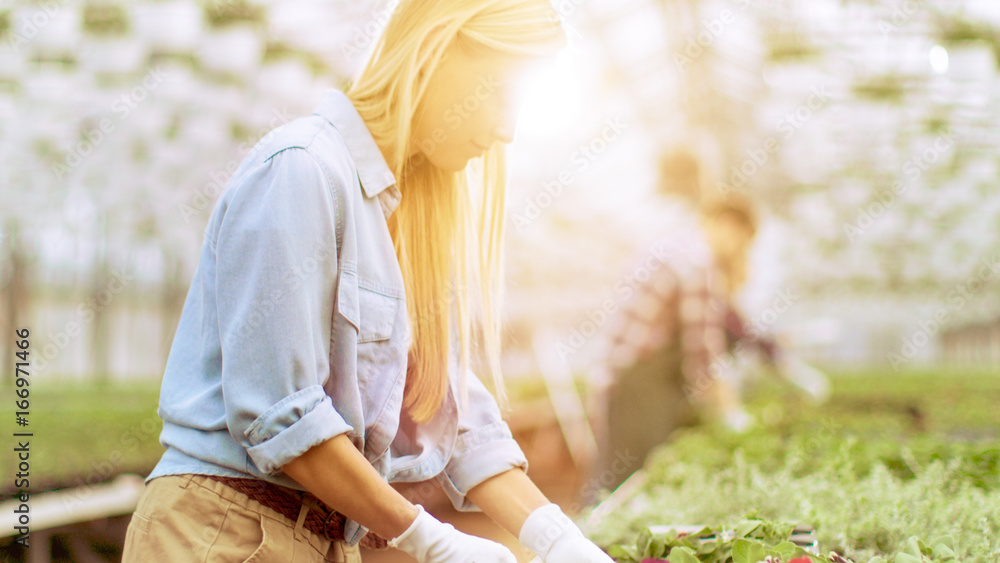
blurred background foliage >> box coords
[0,0,997,384]
[1,1,999,560]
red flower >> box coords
[789,558,813,563]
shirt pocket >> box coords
[336,270,400,343]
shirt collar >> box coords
[313,90,400,215]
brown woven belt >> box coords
[205,475,389,550]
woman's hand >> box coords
[465,468,611,562]
[519,504,614,562]
[388,505,517,562]
[280,434,420,540]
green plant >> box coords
[938,18,996,45]
[935,16,1000,63]
[851,75,907,104]
[262,41,334,77]
[608,519,977,563]
[0,11,11,38]
[0,381,163,493]
[204,0,266,29]
[580,370,1000,561]
[762,24,821,62]
[82,4,129,36]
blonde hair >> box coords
[700,193,759,296]
[347,0,566,422]
[657,149,703,207]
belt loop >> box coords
[342,540,362,563]
[325,540,345,563]
[179,474,194,489]
[294,503,309,540]
[325,539,361,563]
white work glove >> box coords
[780,355,831,403]
[721,405,755,433]
[519,503,613,563]
[387,505,517,563]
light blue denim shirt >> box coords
[148,89,528,545]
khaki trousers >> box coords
[122,474,362,562]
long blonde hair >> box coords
[347,0,565,422]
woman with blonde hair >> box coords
[122,1,612,561]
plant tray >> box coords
[645,524,819,555]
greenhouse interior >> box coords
[1,0,999,561]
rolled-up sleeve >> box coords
[438,370,528,511]
[214,147,353,475]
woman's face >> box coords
[410,38,540,171]
[705,214,754,264]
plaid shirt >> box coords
[604,224,727,392]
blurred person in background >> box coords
[588,150,741,495]
[700,196,830,420]
[122,1,613,562]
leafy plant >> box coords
[204,0,266,29]
[581,371,1000,561]
[851,75,907,104]
[607,518,978,563]
[82,4,129,36]
[0,11,10,38]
